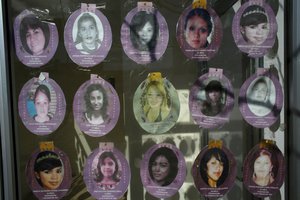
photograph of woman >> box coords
[200,80,225,116]
[184,8,213,49]
[83,83,109,125]
[199,148,229,188]
[247,77,274,116]
[142,80,170,123]
[240,5,269,45]
[33,84,53,123]
[34,151,64,190]
[251,148,276,187]
[130,11,159,53]
[148,147,178,186]
[20,14,50,55]
[74,13,102,54]
[94,151,120,189]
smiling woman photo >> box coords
[240,5,269,45]
[94,151,120,189]
[83,83,108,125]
[141,80,170,123]
[34,151,64,190]
[20,14,50,55]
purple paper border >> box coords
[189,73,235,129]
[140,143,187,199]
[64,9,112,67]
[25,147,72,200]
[83,147,131,200]
[120,7,169,64]
[243,143,285,198]
[232,2,278,58]
[14,9,59,68]
[18,77,66,135]
[133,78,180,134]
[192,145,237,197]
[176,5,223,61]
[238,71,283,128]
[73,78,120,137]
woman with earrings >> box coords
[251,148,276,186]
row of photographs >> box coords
[14,1,277,68]
[26,141,284,200]
[18,70,283,136]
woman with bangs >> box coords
[200,148,229,188]
[240,5,270,45]
[94,151,120,190]
[34,151,63,190]
[20,14,50,55]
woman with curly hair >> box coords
[84,84,108,124]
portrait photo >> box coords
[18,76,66,135]
[13,9,59,67]
[19,14,50,56]
[246,76,276,117]
[192,145,237,197]
[26,148,72,199]
[83,146,131,199]
[238,70,283,128]
[64,7,112,67]
[250,148,277,187]
[73,76,120,137]
[82,83,109,125]
[140,143,186,199]
[92,151,121,190]
[199,148,229,188]
[176,5,223,61]
[26,83,57,123]
[197,80,226,117]
[148,147,178,187]
[189,71,235,129]
[133,73,180,134]
[120,6,169,64]
[34,151,64,190]
[72,12,104,55]
[232,2,278,57]
[130,11,159,52]
[184,7,214,49]
[240,5,270,46]
[243,142,285,198]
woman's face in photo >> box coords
[206,156,224,182]
[185,15,209,49]
[151,155,170,185]
[100,157,116,178]
[252,82,268,102]
[254,154,273,179]
[137,22,154,45]
[208,90,221,103]
[79,19,98,46]
[37,166,63,190]
[89,90,104,111]
[26,27,46,55]
[35,91,50,119]
[146,86,163,109]
[242,22,269,45]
